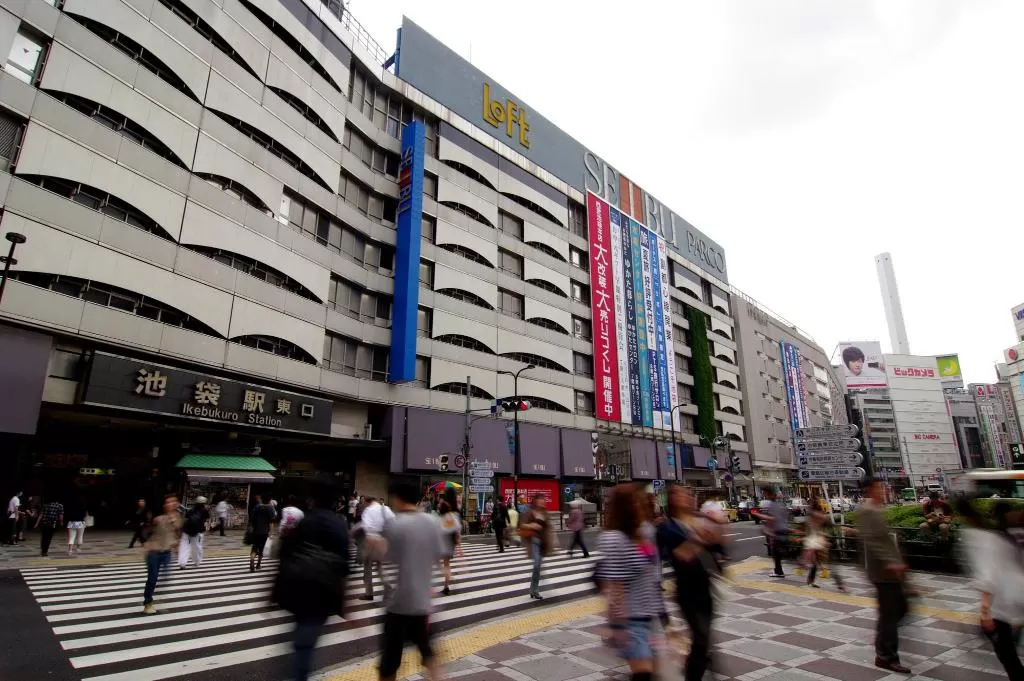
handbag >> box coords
[243,526,253,545]
[84,514,95,528]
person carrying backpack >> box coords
[179,496,210,569]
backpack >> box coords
[184,508,204,536]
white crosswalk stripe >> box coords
[20,542,605,680]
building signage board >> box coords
[797,467,866,482]
[469,468,494,478]
[780,341,808,433]
[795,424,860,440]
[81,353,332,435]
[589,192,679,427]
[388,120,426,383]
[796,438,861,453]
[836,341,887,389]
[798,452,864,467]
[468,485,494,493]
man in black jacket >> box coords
[491,498,510,552]
[127,498,152,548]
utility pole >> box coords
[463,375,471,515]
[499,364,534,510]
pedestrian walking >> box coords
[860,478,911,674]
[35,496,64,557]
[5,489,22,545]
[375,482,445,681]
[127,498,152,548]
[598,484,662,681]
[143,494,182,614]
[65,496,89,555]
[801,504,846,591]
[274,481,349,681]
[519,495,554,599]
[248,494,276,573]
[491,497,510,552]
[279,495,305,538]
[179,496,210,569]
[214,496,229,536]
[752,490,789,577]
[347,495,358,526]
[358,496,394,601]
[567,500,590,558]
[19,496,38,542]
[438,496,461,595]
[657,484,724,681]
[959,499,1024,680]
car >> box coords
[700,500,738,523]
[752,499,773,525]
[788,497,809,517]
[829,497,854,513]
[736,499,754,521]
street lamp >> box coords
[0,231,26,305]
[498,363,534,509]
[668,403,688,481]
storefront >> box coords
[176,454,277,529]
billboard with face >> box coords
[837,341,887,389]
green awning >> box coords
[175,454,277,472]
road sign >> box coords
[470,477,493,486]
[936,467,942,473]
[796,438,861,453]
[453,454,467,469]
[707,458,717,471]
[652,479,664,490]
[722,473,733,483]
[564,486,572,496]
[794,424,860,440]
[797,452,863,468]
[467,467,494,478]
[797,467,866,482]
[468,484,494,493]
[469,459,492,469]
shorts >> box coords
[379,612,433,677]
[622,617,654,661]
[67,522,86,545]
[250,533,269,555]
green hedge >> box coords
[685,305,716,442]
[845,499,1024,528]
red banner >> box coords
[587,192,621,421]
[499,478,561,509]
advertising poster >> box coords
[657,237,680,432]
[609,209,631,420]
[649,228,671,430]
[780,341,808,432]
[630,217,653,428]
[620,206,641,425]
[837,341,887,389]
[586,192,620,421]
[639,228,661,428]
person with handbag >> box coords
[438,497,461,595]
[65,496,89,555]
[248,494,276,573]
[273,481,349,681]
[519,495,554,600]
[358,496,394,601]
[860,478,911,674]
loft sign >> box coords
[482,83,529,149]
[81,352,333,435]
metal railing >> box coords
[317,1,389,66]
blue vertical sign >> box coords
[630,218,652,427]
[649,229,670,426]
[387,121,425,382]
[779,341,808,433]
[620,212,641,425]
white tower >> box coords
[875,252,910,354]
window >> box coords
[433,382,494,400]
[0,111,24,172]
[435,334,494,354]
[499,211,523,239]
[528,241,568,263]
[5,28,46,85]
[527,317,569,335]
[157,0,261,81]
[414,356,430,387]
[211,110,328,190]
[238,0,340,91]
[348,65,438,153]
[575,390,595,416]
[419,260,434,286]
[670,298,686,316]
[440,200,493,229]
[421,216,436,242]
[233,334,316,364]
[572,316,592,340]
[498,289,524,319]
[417,307,432,336]
[59,93,189,167]
[343,125,398,176]
[675,355,690,375]
[498,249,523,277]
[529,279,568,298]
[188,246,320,301]
[328,275,392,322]
[436,288,493,310]
[441,159,496,191]
[322,333,389,380]
[568,201,586,238]
[570,247,588,271]
[269,86,339,142]
[199,174,272,213]
[501,352,568,373]
[501,192,563,227]
[422,173,438,198]
[25,176,173,241]
[570,281,589,303]
[516,395,570,413]
[10,272,219,337]
[437,243,492,268]
[574,352,593,377]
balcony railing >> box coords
[318,0,389,66]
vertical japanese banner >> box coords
[657,238,679,431]
[639,228,661,429]
[621,209,641,425]
[780,341,807,432]
[609,207,631,422]
[649,230,671,429]
[630,217,652,427]
[586,192,621,421]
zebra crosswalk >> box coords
[19,542,603,681]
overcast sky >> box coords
[351,1,1023,384]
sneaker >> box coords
[770,573,785,578]
[143,603,158,615]
[442,586,450,596]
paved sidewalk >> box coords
[0,529,250,570]
[323,559,1003,681]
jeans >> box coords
[144,550,171,605]
[874,582,908,663]
[530,538,543,595]
[40,525,56,556]
[986,620,1024,681]
[293,615,327,681]
[678,595,713,681]
[568,530,589,557]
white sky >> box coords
[350,0,1024,384]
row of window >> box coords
[281,192,395,273]
[327,275,391,323]
[348,66,438,154]
[188,246,320,302]
[322,332,390,381]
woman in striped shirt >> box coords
[597,484,662,681]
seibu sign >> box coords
[892,367,936,378]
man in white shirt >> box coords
[214,498,229,536]
[359,496,395,601]
[6,490,22,545]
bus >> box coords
[965,469,1024,499]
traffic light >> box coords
[730,454,741,474]
[500,399,531,412]
[438,454,449,473]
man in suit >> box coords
[859,478,911,674]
